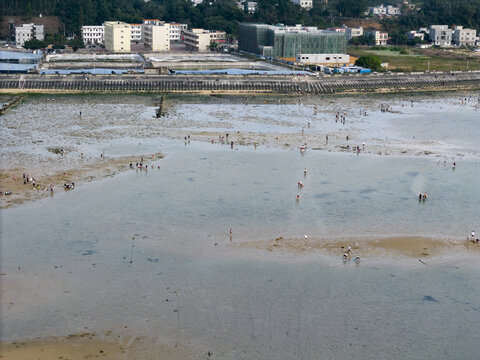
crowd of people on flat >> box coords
[468,230,478,244]
[342,244,360,264]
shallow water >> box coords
[1,94,480,359]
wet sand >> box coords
[236,235,480,259]
[0,332,194,360]
[0,93,480,360]
[0,154,163,209]
[1,93,478,209]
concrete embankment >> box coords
[1,71,480,94]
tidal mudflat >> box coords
[1,93,479,359]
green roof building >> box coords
[238,23,347,59]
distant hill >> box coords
[0,0,478,39]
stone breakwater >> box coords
[1,71,480,94]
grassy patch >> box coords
[348,47,480,71]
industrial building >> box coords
[296,53,351,67]
[238,23,347,59]
[104,21,131,52]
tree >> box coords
[389,31,408,45]
[355,54,382,71]
[67,38,85,51]
[334,0,368,18]
[349,33,375,46]
[23,38,47,50]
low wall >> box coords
[1,72,480,94]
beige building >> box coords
[144,23,170,51]
[367,30,388,45]
[104,21,131,52]
[184,28,226,52]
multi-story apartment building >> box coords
[144,23,170,51]
[368,4,400,16]
[292,0,313,10]
[15,23,44,47]
[367,30,388,45]
[429,25,452,46]
[453,26,477,47]
[184,28,226,52]
[130,24,143,42]
[346,27,363,40]
[169,23,188,41]
[104,21,131,52]
[82,25,105,45]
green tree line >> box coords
[1,0,479,38]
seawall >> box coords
[1,71,480,94]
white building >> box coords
[368,4,400,16]
[327,27,346,33]
[15,23,44,47]
[244,2,257,13]
[296,53,350,66]
[429,25,452,46]
[386,5,401,15]
[144,23,170,51]
[169,23,188,41]
[130,24,143,42]
[367,30,388,46]
[191,0,203,6]
[406,30,424,41]
[82,25,105,45]
[346,27,363,40]
[293,0,313,10]
[368,5,386,15]
[397,1,416,12]
[453,26,477,47]
[184,28,226,52]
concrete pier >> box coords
[1,71,480,94]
